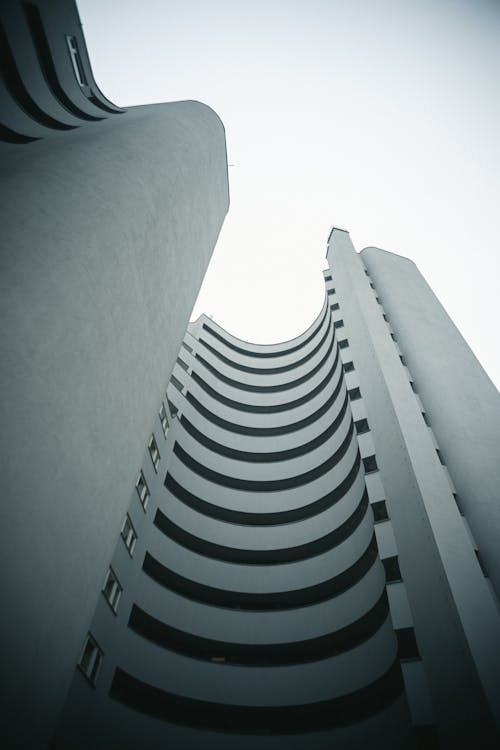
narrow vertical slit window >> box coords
[136,470,149,510]
[148,435,160,472]
[78,634,103,685]
[102,568,122,613]
[159,403,169,437]
[121,515,137,556]
[65,35,88,87]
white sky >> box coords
[78,0,500,389]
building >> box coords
[1,3,500,749]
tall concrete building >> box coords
[1,2,500,749]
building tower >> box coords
[2,2,500,749]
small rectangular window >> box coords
[343,361,355,373]
[330,302,340,311]
[168,399,178,418]
[363,454,378,473]
[182,342,193,354]
[159,403,169,437]
[338,339,349,349]
[78,634,103,685]
[382,555,402,583]
[65,35,88,87]
[121,515,137,556]
[355,418,369,435]
[178,358,189,372]
[171,375,184,393]
[348,387,361,401]
[334,319,344,329]
[396,627,420,661]
[372,500,389,523]
[324,274,332,281]
[136,470,149,510]
[148,435,160,472]
[327,288,336,295]
[102,568,122,613]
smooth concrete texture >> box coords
[0,100,229,748]
[327,229,500,747]
[361,246,500,602]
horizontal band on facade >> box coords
[179,390,348,463]
[190,343,340,413]
[164,452,362,525]
[195,327,334,393]
[184,350,343,436]
[128,589,389,665]
[172,419,355,491]
[153,491,369,564]
[201,302,328,360]
[109,657,403,733]
[141,533,378,610]
[198,312,331,375]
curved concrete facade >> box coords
[53,294,417,749]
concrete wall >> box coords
[0,100,229,748]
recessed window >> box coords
[182,342,193,354]
[343,361,355,373]
[338,339,349,349]
[171,375,184,393]
[168,399,178,418]
[324,274,332,281]
[121,515,137,556]
[78,634,103,685]
[355,418,369,435]
[102,568,122,613]
[177,358,189,372]
[436,449,445,465]
[348,386,361,401]
[382,555,402,583]
[159,403,169,437]
[422,412,430,426]
[327,288,336,295]
[331,302,340,311]
[65,35,88,87]
[363,455,378,473]
[396,627,420,661]
[372,500,389,523]
[334,319,344,329]
[148,435,160,472]
[135,470,149,510]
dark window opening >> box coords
[400,355,406,366]
[168,399,178,418]
[436,449,445,465]
[372,500,389,523]
[327,288,336,295]
[348,387,361,401]
[182,342,193,354]
[343,361,355,373]
[78,634,102,685]
[396,627,420,661]
[334,319,344,329]
[331,302,340,311]
[422,412,430,426]
[355,418,369,435]
[382,556,402,583]
[338,339,349,349]
[171,375,184,393]
[324,274,332,281]
[65,35,88,88]
[178,358,189,372]
[363,455,378,473]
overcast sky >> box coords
[78,0,500,389]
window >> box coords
[422,411,430,426]
[363,455,378,473]
[327,287,336,295]
[65,35,88,87]
[348,387,361,401]
[182,342,193,354]
[159,403,169,437]
[171,374,184,393]
[102,568,122,613]
[78,634,103,685]
[324,274,332,281]
[382,555,402,583]
[334,319,344,329]
[372,500,389,523]
[121,515,137,556]
[355,418,369,435]
[177,358,189,372]
[168,399,178,419]
[338,339,349,349]
[410,381,417,393]
[331,302,340,311]
[136,470,149,510]
[396,628,420,661]
[343,361,355,373]
[400,355,407,366]
[148,435,160,472]
[436,449,445,465]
